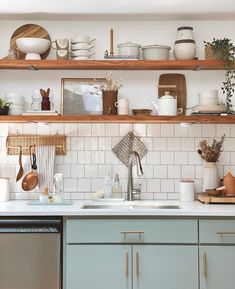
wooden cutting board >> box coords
[158,73,187,114]
[198,193,235,204]
[8,23,51,59]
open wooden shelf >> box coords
[0,59,229,71]
[0,115,234,123]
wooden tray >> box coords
[198,193,235,204]
[158,73,187,114]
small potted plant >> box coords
[197,134,225,191]
[204,38,235,114]
[0,98,11,115]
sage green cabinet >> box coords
[66,244,131,289]
[199,246,235,289]
[199,220,235,289]
[65,218,198,289]
[133,245,198,289]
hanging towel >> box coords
[36,145,56,192]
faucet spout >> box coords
[127,151,143,201]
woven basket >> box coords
[205,46,217,60]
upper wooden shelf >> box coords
[0,115,235,124]
[0,59,229,71]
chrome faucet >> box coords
[127,151,144,201]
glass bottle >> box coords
[52,173,64,203]
[112,174,122,198]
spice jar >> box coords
[41,97,51,110]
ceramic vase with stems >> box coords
[197,134,225,192]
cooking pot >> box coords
[142,44,171,60]
[117,42,141,57]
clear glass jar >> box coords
[31,89,42,111]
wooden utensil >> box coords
[110,28,114,55]
[158,73,187,114]
[7,24,51,60]
[16,146,23,182]
[22,146,38,191]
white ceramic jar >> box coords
[117,42,141,57]
[176,26,194,40]
[174,39,196,60]
[142,44,171,60]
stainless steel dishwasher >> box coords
[0,217,62,289]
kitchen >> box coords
[1,0,235,289]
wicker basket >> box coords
[205,46,217,60]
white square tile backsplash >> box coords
[2,123,235,200]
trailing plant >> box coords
[204,38,235,114]
[197,134,225,162]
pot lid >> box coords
[141,44,171,50]
[117,42,141,48]
[175,39,195,44]
[177,26,193,31]
[159,91,175,99]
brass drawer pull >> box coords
[203,253,207,278]
[216,231,235,236]
[136,252,140,277]
[125,252,129,278]
[120,230,144,240]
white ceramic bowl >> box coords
[71,36,95,44]
[16,37,51,60]
[142,44,171,60]
[71,43,95,50]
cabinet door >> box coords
[133,245,198,289]
[200,246,235,289]
[66,245,131,289]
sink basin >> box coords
[82,203,181,210]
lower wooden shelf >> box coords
[0,115,235,123]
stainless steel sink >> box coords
[82,203,181,210]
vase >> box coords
[202,162,219,192]
[102,90,118,115]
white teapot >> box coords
[151,91,183,116]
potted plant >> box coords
[197,134,225,191]
[204,38,235,114]
[0,98,11,115]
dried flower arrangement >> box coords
[103,72,122,91]
[197,134,225,162]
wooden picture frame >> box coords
[61,78,107,115]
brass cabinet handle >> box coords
[120,230,144,240]
[203,253,207,278]
[136,252,140,277]
[125,252,128,278]
[216,231,235,236]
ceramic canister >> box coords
[0,178,9,202]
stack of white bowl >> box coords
[5,92,25,115]
[198,90,218,106]
[70,35,95,60]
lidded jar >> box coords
[176,26,194,41]
[174,39,196,60]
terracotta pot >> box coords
[223,172,235,196]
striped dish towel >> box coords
[36,145,55,192]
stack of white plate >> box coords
[70,35,96,60]
[5,92,25,115]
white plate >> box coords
[192,104,227,113]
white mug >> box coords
[51,38,69,50]
[179,179,195,202]
[115,98,129,115]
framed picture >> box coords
[61,78,107,115]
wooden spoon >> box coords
[16,146,23,182]
[22,146,38,191]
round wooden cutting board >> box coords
[10,23,51,59]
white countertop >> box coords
[0,200,235,217]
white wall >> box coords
[0,19,234,200]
